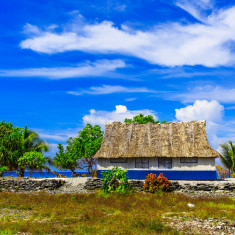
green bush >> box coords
[101,167,132,194]
[0,166,8,177]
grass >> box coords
[0,191,234,234]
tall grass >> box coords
[0,191,234,234]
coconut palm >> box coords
[220,140,235,177]
[22,126,49,153]
[18,126,50,177]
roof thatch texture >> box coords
[95,121,219,158]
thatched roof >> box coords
[95,121,219,158]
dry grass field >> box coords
[0,191,234,234]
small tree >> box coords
[53,143,79,176]
[75,124,103,176]
[54,124,103,176]
[18,152,46,177]
[220,141,235,177]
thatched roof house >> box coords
[96,121,219,180]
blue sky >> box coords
[1,0,235,158]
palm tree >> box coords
[220,140,235,177]
[18,126,49,177]
[22,126,49,153]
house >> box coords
[94,121,219,180]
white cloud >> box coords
[20,5,235,67]
[176,0,214,22]
[175,100,224,122]
[175,100,227,149]
[172,86,235,103]
[83,105,158,128]
[0,59,125,79]
[37,128,79,143]
[67,84,156,96]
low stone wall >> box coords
[85,178,235,192]
[0,178,64,192]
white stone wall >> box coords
[97,157,216,171]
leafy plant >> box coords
[101,167,131,194]
[144,173,170,193]
[124,114,165,124]
[0,166,8,177]
[0,121,50,177]
[22,126,49,153]
[18,152,46,177]
[53,143,78,176]
[54,124,103,176]
[0,121,24,171]
[219,141,235,177]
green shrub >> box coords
[101,167,132,194]
[0,166,8,177]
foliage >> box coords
[101,167,131,194]
[54,124,103,176]
[216,164,231,178]
[18,152,46,177]
[144,173,170,193]
[0,121,49,177]
[53,143,79,175]
[0,121,24,171]
[22,126,49,153]
[0,166,8,177]
[219,140,235,177]
[124,114,166,124]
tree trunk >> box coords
[71,168,76,177]
[19,168,25,177]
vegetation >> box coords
[216,164,231,178]
[0,121,24,171]
[220,140,235,177]
[0,121,49,177]
[144,173,170,193]
[22,126,49,154]
[0,166,8,177]
[53,143,79,176]
[124,114,166,124]
[101,167,131,194]
[54,124,103,176]
[0,192,234,234]
[18,152,47,177]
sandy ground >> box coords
[32,177,90,193]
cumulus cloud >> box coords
[20,4,235,67]
[175,100,226,149]
[83,105,158,128]
[172,86,235,104]
[0,59,125,79]
[175,100,224,122]
[67,84,156,96]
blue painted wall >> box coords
[97,170,217,180]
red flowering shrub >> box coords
[144,173,170,193]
